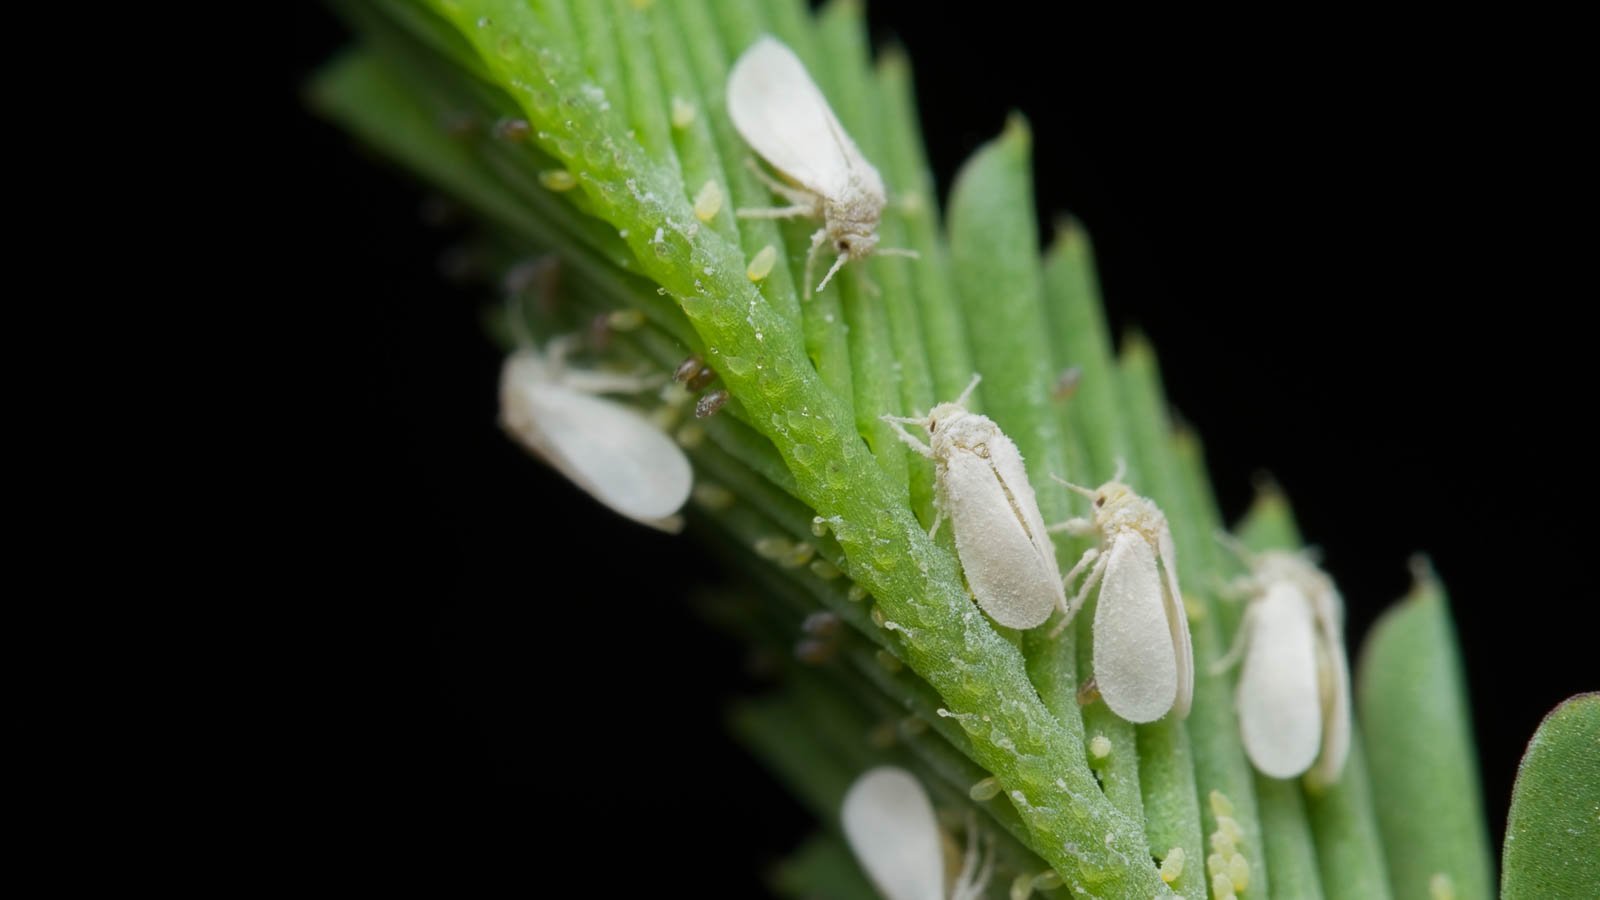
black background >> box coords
[291,2,1590,890]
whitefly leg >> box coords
[1211,604,1256,675]
[742,157,818,207]
[735,204,813,220]
[1060,546,1102,590]
[559,369,666,395]
[802,228,831,297]
[955,812,980,896]
[1051,550,1109,638]
[951,822,994,900]
[1047,516,1096,537]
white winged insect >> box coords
[1051,463,1195,723]
[1215,544,1351,784]
[842,767,993,900]
[726,36,917,296]
[881,375,1067,630]
[499,332,692,533]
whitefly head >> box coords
[826,198,882,260]
[922,375,987,454]
[1252,551,1340,617]
[1059,461,1149,527]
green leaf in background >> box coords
[1501,693,1600,900]
[1357,559,1496,900]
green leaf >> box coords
[1357,560,1495,900]
[1501,693,1600,900]
[773,833,880,900]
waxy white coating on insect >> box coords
[726,36,917,296]
[499,337,691,533]
[881,375,1066,630]
[1217,547,1351,783]
[1051,466,1195,723]
[842,767,994,900]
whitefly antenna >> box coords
[1051,473,1097,501]
[954,372,982,408]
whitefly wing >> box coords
[1238,581,1323,778]
[726,36,872,201]
[1308,582,1352,784]
[941,434,1062,629]
[1094,532,1179,723]
[841,767,945,900]
[1157,528,1195,718]
[502,369,691,527]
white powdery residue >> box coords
[578,83,610,113]
[1102,832,1129,866]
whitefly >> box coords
[842,766,993,900]
[882,375,1067,630]
[499,333,692,533]
[726,36,917,297]
[1215,543,1351,784]
[1052,463,1195,724]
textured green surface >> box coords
[311,3,1545,896]
[1501,694,1600,900]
